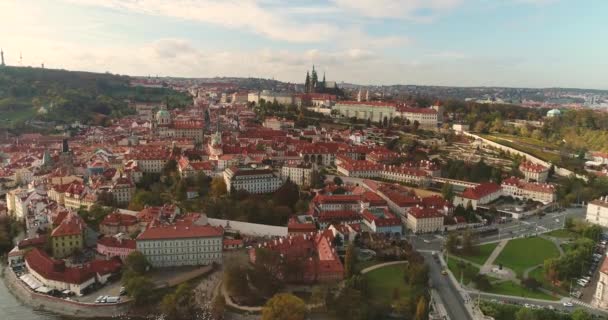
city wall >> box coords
[462,132,588,182]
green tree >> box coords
[123,251,149,276]
[446,232,458,253]
[344,243,357,278]
[262,293,307,320]
[333,176,344,186]
[273,180,300,209]
[571,309,592,320]
[160,283,197,320]
[441,183,454,201]
[124,275,154,305]
[515,307,537,320]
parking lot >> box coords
[571,236,608,303]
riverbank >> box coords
[2,267,132,319]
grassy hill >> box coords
[0,66,190,130]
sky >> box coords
[1,0,607,89]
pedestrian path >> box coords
[360,260,408,274]
[572,299,595,309]
[480,239,508,274]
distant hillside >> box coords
[0,66,190,129]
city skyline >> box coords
[1,0,607,89]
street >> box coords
[423,251,472,320]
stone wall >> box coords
[3,268,131,318]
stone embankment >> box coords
[3,268,131,318]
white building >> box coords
[407,206,444,234]
[453,182,502,210]
[224,166,283,194]
[586,196,608,228]
[136,223,223,268]
[280,162,313,188]
[501,177,556,204]
[397,107,438,128]
[519,161,549,183]
[333,101,396,123]
[594,258,608,309]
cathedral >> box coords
[304,65,325,94]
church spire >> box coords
[305,71,311,93]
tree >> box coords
[344,243,357,278]
[473,274,492,291]
[461,229,477,255]
[441,183,454,201]
[262,293,307,320]
[224,264,250,298]
[571,309,592,320]
[124,275,154,305]
[162,159,178,177]
[294,199,309,213]
[160,283,197,320]
[515,307,536,320]
[210,177,227,197]
[446,232,458,253]
[474,120,487,133]
[273,180,300,209]
[522,277,540,291]
[415,296,427,320]
[310,285,329,310]
[333,176,344,186]
[123,251,149,276]
[211,294,226,320]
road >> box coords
[423,251,472,320]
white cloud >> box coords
[66,0,338,43]
[331,0,463,21]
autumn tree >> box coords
[262,293,307,320]
[441,183,454,201]
[415,296,427,320]
[210,176,227,197]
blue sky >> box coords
[1,0,607,89]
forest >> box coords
[0,66,190,129]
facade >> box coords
[97,236,136,260]
[25,248,95,296]
[501,177,556,204]
[407,206,444,233]
[280,162,313,188]
[453,182,502,210]
[124,149,170,173]
[249,231,344,283]
[519,161,549,182]
[595,257,608,309]
[152,108,205,142]
[223,166,283,194]
[333,101,396,122]
[99,212,139,236]
[110,177,135,205]
[51,212,86,259]
[361,208,402,235]
[396,107,438,128]
[136,223,223,268]
[586,197,608,228]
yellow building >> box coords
[51,212,86,259]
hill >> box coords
[0,66,191,130]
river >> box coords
[0,272,64,320]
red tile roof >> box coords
[101,212,138,227]
[25,248,95,285]
[461,182,501,200]
[137,223,223,240]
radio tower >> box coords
[1,48,5,66]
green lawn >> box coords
[455,242,499,266]
[545,229,578,239]
[447,257,480,285]
[494,237,560,278]
[364,264,409,303]
[481,134,560,163]
[487,281,559,301]
[355,259,381,273]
